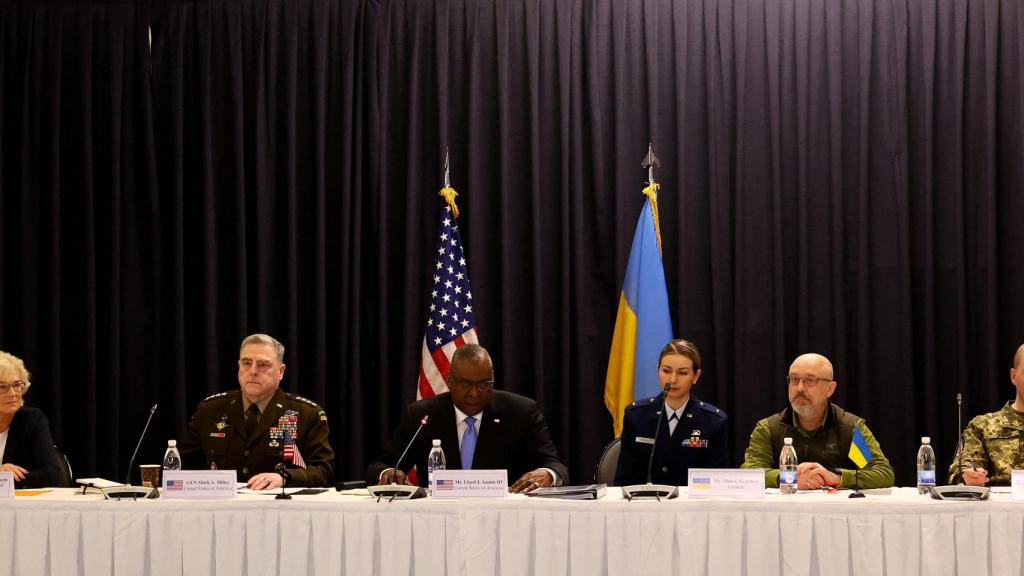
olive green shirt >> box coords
[947,401,1024,486]
[741,404,895,489]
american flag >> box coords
[282,431,307,468]
[417,204,479,399]
[165,480,183,491]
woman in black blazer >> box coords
[0,351,64,488]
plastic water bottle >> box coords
[917,436,936,494]
[163,439,182,471]
[426,439,446,495]
[779,437,799,494]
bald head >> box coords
[790,353,835,381]
[1014,344,1024,371]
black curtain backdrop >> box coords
[1,0,1022,486]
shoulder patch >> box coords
[201,391,230,402]
[286,393,321,409]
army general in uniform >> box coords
[948,343,1024,486]
[179,334,334,488]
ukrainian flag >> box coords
[848,427,873,468]
[604,188,674,436]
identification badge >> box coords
[636,436,655,445]
[210,432,226,438]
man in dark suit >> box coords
[178,334,334,488]
[367,344,568,493]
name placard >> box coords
[0,472,13,499]
[687,468,765,499]
[1012,470,1024,500]
[431,469,508,498]
[162,470,238,500]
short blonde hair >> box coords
[0,350,32,394]
[240,333,285,363]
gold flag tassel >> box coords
[642,181,663,256]
[439,186,460,218]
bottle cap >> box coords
[921,436,930,444]
[432,439,441,446]
[168,439,177,447]
[783,437,793,445]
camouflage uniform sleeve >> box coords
[741,419,780,488]
[287,406,335,487]
[836,420,894,489]
[947,414,991,484]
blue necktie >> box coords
[461,416,477,470]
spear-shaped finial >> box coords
[640,142,663,256]
[439,147,460,217]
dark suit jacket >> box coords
[366,390,569,487]
[2,406,64,488]
[178,388,334,487]
[614,394,729,486]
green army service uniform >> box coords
[179,388,334,487]
[741,403,894,489]
[948,402,1024,486]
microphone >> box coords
[955,392,965,484]
[274,463,292,500]
[393,415,430,479]
[930,392,990,500]
[368,414,430,501]
[622,383,679,501]
[645,383,672,485]
[102,404,159,500]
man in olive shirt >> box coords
[179,334,334,488]
[948,343,1024,486]
[741,353,894,489]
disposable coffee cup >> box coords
[140,465,161,488]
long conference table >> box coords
[1,486,1022,576]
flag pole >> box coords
[439,147,460,217]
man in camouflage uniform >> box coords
[948,344,1024,486]
[179,334,334,488]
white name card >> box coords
[687,468,766,499]
[162,470,238,500]
[0,472,13,499]
[431,469,508,498]
[1012,470,1024,500]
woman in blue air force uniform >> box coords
[614,339,729,486]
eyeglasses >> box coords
[787,375,832,388]
[450,376,495,393]
[0,380,28,395]
[238,359,275,373]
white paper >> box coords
[0,471,12,499]
[1011,470,1024,500]
[431,469,508,498]
[76,477,123,489]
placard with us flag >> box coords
[417,189,479,399]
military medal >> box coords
[217,415,229,430]
[268,426,282,447]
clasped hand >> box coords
[796,462,841,490]
[0,463,27,481]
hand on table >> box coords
[797,462,840,490]
[510,469,554,494]
[378,468,412,486]
[0,463,27,481]
[962,467,989,486]
[247,472,284,490]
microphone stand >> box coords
[930,392,990,501]
[368,415,430,501]
[274,464,292,500]
[102,404,160,501]
[621,384,680,501]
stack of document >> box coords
[524,484,607,500]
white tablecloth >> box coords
[1,487,1021,575]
